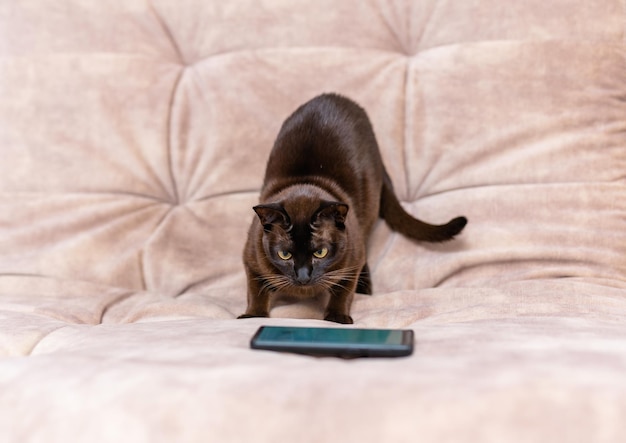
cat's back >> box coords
[264,93,383,196]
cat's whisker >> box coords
[325,265,360,278]
[256,273,294,295]
[256,265,362,296]
[318,265,361,292]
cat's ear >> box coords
[253,204,291,232]
[314,201,349,229]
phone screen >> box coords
[250,326,414,358]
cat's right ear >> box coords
[253,204,291,232]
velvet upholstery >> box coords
[1,1,625,441]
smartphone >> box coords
[250,325,414,358]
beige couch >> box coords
[2,1,626,441]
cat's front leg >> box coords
[356,262,372,295]
[238,272,271,319]
[324,279,356,324]
[238,293,270,318]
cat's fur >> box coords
[239,93,467,324]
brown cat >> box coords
[239,93,466,324]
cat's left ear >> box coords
[314,201,349,229]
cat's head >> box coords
[253,198,349,287]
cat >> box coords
[238,93,467,324]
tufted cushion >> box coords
[1,1,626,442]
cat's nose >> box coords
[296,267,311,285]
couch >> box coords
[1,1,626,441]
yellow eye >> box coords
[277,250,292,260]
[313,247,328,259]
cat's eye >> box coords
[277,250,292,260]
[313,247,328,259]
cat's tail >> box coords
[379,174,467,242]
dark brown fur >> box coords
[239,93,466,324]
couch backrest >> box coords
[1,0,624,302]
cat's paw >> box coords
[237,313,268,319]
[324,313,354,324]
